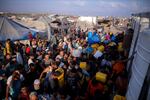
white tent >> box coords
[76,16,97,30]
[78,16,97,25]
[0,16,30,41]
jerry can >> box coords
[98,45,105,52]
[113,95,126,100]
[96,72,107,83]
[80,62,87,70]
[118,42,124,52]
[53,68,64,87]
[91,43,99,49]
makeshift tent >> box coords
[0,16,28,40]
[0,16,42,41]
[38,16,52,40]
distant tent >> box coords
[0,16,39,41]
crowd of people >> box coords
[0,27,134,100]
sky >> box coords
[0,0,150,16]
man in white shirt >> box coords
[28,54,35,66]
[6,70,24,100]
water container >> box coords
[91,43,99,49]
[95,72,107,83]
[113,95,126,100]
[98,45,105,52]
[80,62,87,69]
[53,68,64,87]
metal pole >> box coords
[47,23,51,41]
[149,18,150,28]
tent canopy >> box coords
[0,16,39,41]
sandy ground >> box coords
[15,19,46,31]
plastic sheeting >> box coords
[0,17,30,41]
[0,17,44,41]
[126,28,150,100]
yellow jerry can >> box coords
[96,72,107,83]
[53,68,64,87]
[80,62,87,70]
[113,95,126,100]
[91,44,99,49]
[98,45,105,52]
[118,42,124,52]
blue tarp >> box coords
[22,31,45,40]
[0,16,45,41]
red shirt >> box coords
[26,47,30,54]
[87,80,104,97]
